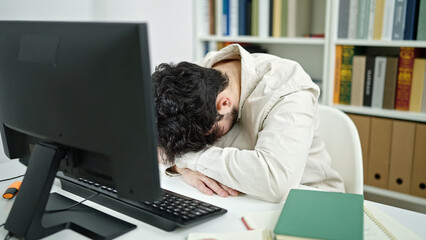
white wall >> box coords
[0,0,194,70]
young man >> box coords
[153,44,344,202]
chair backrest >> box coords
[317,105,363,195]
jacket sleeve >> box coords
[176,90,317,202]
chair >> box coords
[318,105,364,195]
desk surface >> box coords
[1,160,425,239]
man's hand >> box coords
[175,167,239,198]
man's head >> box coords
[153,61,238,164]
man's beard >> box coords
[226,107,239,130]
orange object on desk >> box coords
[3,181,22,199]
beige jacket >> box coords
[176,44,345,202]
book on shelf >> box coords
[417,0,426,40]
[411,123,426,198]
[334,45,343,104]
[371,56,387,108]
[382,0,396,40]
[363,56,376,107]
[230,0,239,36]
[339,45,356,104]
[351,55,367,106]
[403,0,420,40]
[238,0,247,35]
[258,0,269,37]
[367,0,376,39]
[222,0,230,36]
[338,0,350,38]
[348,0,360,39]
[272,0,283,37]
[251,0,259,36]
[395,47,423,111]
[273,189,364,240]
[287,0,312,37]
[388,120,416,194]
[409,58,426,112]
[373,0,385,40]
[357,0,371,39]
[392,0,408,40]
[209,0,216,35]
[382,57,399,109]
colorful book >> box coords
[357,0,371,39]
[363,56,376,107]
[334,45,343,104]
[287,0,311,37]
[338,0,350,38]
[340,45,356,104]
[395,47,420,110]
[372,56,387,108]
[351,55,367,106]
[382,57,399,109]
[417,0,426,40]
[280,0,288,37]
[209,0,216,35]
[403,0,420,40]
[373,0,385,40]
[392,0,408,40]
[273,189,364,240]
[238,0,247,35]
[409,58,426,112]
[222,0,230,35]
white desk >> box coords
[1,160,425,239]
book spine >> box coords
[395,47,417,110]
[371,57,387,108]
[392,0,408,40]
[246,0,252,35]
[272,0,282,37]
[416,0,426,40]
[334,45,343,104]
[287,0,296,37]
[338,0,350,38]
[269,0,273,36]
[403,0,420,40]
[363,56,376,106]
[281,0,288,37]
[349,0,360,39]
[357,0,371,39]
[409,58,426,112]
[382,0,395,40]
[251,0,259,36]
[373,0,385,40]
[368,0,376,39]
[238,0,247,35]
[382,57,399,109]
[230,0,239,36]
[258,0,270,37]
[339,45,355,104]
[351,55,367,106]
[216,0,223,36]
[209,0,216,35]
[222,0,230,35]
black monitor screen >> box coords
[0,21,161,238]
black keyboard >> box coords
[56,173,227,231]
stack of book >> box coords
[334,45,426,112]
[202,0,326,38]
[338,0,426,41]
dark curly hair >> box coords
[152,62,229,164]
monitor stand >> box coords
[4,143,136,240]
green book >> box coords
[273,189,364,240]
[339,45,355,104]
[251,0,259,36]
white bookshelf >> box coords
[193,0,426,210]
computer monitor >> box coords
[0,21,161,239]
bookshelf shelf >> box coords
[334,104,426,123]
[198,36,326,45]
[335,39,426,48]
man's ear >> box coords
[216,94,233,115]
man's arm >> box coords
[176,90,317,202]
